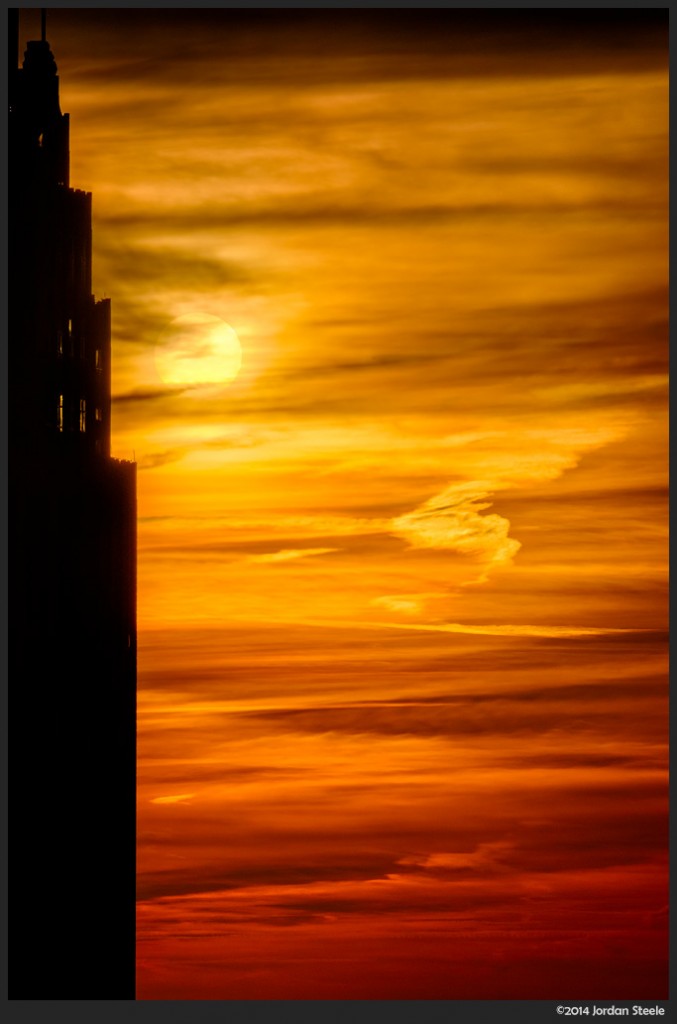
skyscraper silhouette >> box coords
[9,9,136,998]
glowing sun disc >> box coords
[156,313,242,386]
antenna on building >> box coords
[41,9,47,43]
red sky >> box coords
[25,8,669,999]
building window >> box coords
[57,330,63,355]
[79,399,86,432]
[68,318,73,336]
[58,395,64,432]
[95,407,103,422]
[95,349,102,370]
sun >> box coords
[155,312,242,387]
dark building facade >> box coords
[9,10,137,998]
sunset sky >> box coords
[27,8,669,999]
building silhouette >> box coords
[9,9,136,999]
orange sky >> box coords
[31,9,668,999]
